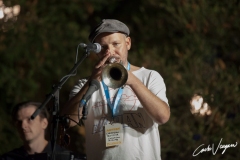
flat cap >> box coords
[88,19,130,43]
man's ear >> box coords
[41,118,48,129]
[126,36,131,50]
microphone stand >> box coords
[30,48,92,160]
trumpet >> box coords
[102,57,128,89]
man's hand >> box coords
[89,53,111,82]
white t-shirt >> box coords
[69,67,169,160]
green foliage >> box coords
[1,0,239,159]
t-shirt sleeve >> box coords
[69,79,88,99]
[148,70,169,106]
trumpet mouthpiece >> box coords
[109,57,116,63]
[108,56,120,64]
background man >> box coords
[0,101,66,160]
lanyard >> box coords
[102,62,130,117]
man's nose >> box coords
[105,45,114,56]
[21,120,28,129]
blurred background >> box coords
[0,0,239,159]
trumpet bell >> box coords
[102,63,128,89]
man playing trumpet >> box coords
[62,19,170,160]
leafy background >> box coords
[0,0,239,159]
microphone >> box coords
[80,79,100,119]
[80,43,101,53]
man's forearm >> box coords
[129,76,170,124]
[61,80,90,127]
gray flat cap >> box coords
[88,19,130,43]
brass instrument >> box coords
[102,57,128,89]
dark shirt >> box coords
[0,142,70,160]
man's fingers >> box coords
[95,54,110,68]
